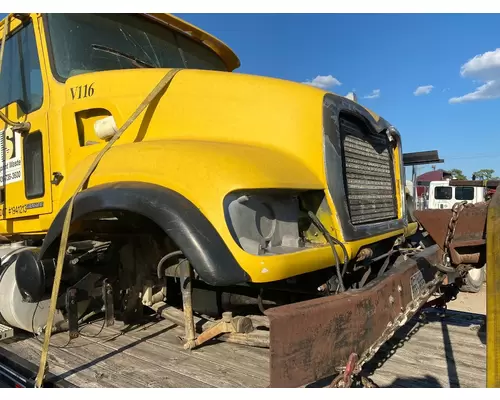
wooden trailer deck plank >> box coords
[0,308,486,388]
[365,309,486,388]
[77,320,268,387]
[80,319,269,381]
[1,335,116,388]
[48,327,212,388]
[3,332,195,388]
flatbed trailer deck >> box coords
[0,307,486,388]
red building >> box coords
[416,169,452,197]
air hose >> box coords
[307,211,348,293]
[34,67,183,388]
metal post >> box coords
[412,165,419,210]
[487,186,500,387]
[179,260,196,349]
[66,289,79,339]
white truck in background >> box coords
[403,164,487,293]
[424,179,487,293]
[427,180,485,210]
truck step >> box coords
[0,323,14,341]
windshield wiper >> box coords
[91,44,155,68]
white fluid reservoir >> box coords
[94,115,118,140]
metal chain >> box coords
[353,273,443,377]
[330,273,443,388]
[442,201,471,266]
[331,202,470,388]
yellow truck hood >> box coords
[61,68,332,185]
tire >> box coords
[460,265,486,293]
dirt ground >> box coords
[446,283,486,315]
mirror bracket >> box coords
[0,111,31,133]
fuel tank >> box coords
[0,244,88,334]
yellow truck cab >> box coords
[0,13,440,388]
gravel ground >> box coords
[446,283,486,315]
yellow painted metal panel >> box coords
[0,13,408,283]
[487,189,500,387]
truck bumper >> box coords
[266,244,443,388]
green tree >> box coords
[449,169,466,180]
[472,169,499,180]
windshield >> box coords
[45,14,228,80]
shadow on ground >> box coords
[382,374,443,388]
[360,307,486,388]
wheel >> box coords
[460,265,486,293]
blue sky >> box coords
[2,13,499,178]
[175,13,500,178]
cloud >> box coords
[449,48,500,104]
[363,89,380,99]
[460,48,500,80]
[413,85,434,96]
[303,75,342,90]
[449,80,500,103]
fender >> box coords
[38,181,250,286]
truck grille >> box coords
[339,114,398,225]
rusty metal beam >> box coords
[450,179,500,188]
[487,187,500,387]
[266,245,443,388]
[403,150,443,166]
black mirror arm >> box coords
[0,111,31,133]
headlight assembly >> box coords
[223,191,304,256]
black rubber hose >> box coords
[157,250,184,279]
[307,211,349,276]
[307,211,345,293]
[338,242,350,277]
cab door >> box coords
[0,16,52,225]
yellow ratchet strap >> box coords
[34,67,183,388]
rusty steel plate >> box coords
[265,245,442,388]
[414,203,488,249]
[414,203,488,265]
